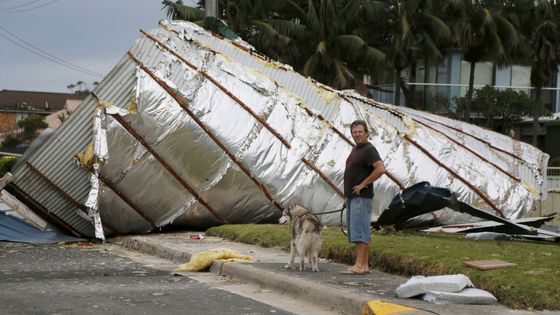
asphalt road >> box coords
[0,241,294,315]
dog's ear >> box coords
[278,214,288,224]
[291,205,308,217]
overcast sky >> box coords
[0,0,196,93]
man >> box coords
[341,120,386,275]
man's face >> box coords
[351,124,368,145]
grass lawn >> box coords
[207,224,560,311]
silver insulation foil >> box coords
[9,21,550,237]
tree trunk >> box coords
[394,69,401,106]
[400,80,413,108]
[464,61,476,122]
[409,63,417,109]
[532,85,542,146]
[352,73,371,98]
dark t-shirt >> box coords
[344,142,382,199]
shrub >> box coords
[0,156,18,177]
[1,134,20,149]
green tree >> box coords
[0,115,47,149]
[17,115,48,143]
[0,156,18,177]
[1,134,20,149]
[444,0,520,121]
[469,86,535,133]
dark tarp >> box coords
[374,181,542,236]
[0,211,83,244]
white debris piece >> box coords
[465,232,512,241]
[422,288,497,305]
[395,274,474,298]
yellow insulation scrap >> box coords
[74,142,95,168]
[96,100,113,110]
[402,116,417,137]
[175,248,252,272]
[126,92,138,114]
[522,182,540,195]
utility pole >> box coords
[205,0,218,17]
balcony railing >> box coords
[548,167,560,177]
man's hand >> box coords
[352,183,367,195]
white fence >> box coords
[548,167,560,190]
[538,168,560,226]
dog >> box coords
[279,204,322,272]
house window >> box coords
[16,112,29,122]
[511,65,531,95]
[460,61,493,97]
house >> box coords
[0,90,84,136]
[370,53,560,163]
[371,53,560,113]
[513,113,560,164]
[44,99,83,129]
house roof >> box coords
[0,90,84,113]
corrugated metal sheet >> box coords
[8,20,550,238]
[10,54,138,237]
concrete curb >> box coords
[112,236,193,264]
[212,260,365,314]
[113,236,429,315]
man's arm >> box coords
[352,160,386,195]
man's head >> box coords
[350,120,369,145]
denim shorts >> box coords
[347,197,373,243]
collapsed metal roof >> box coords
[8,21,550,239]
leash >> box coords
[311,205,348,236]
[313,205,346,215]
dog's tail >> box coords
[301,215,321,234]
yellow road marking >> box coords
[361,300,419,315]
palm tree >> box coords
[363,0,451,107]
[507,0,559,146]
[164,0,386,91]
[444,0,520,121]
[256,0,386,90]
[161,1,302,61]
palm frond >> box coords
[268,19,306,40]
[418,31,443,64]
[333,59,349,88]
[321,0,342,36]
[494,15,520,47]
[477,8,494,30]
[400,15,412,44]
[306,0,322,37]
[490,32,507,65]
[252,20,292,48]
[421,13,452,43]
[303,54,318,76]
[162,2,205,22]
[363,47,386,71]
[340,0,361,26]
[360,0,387,20]
[333,35,367,54]
[276,0,306,20]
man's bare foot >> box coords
[340,267,370,275]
